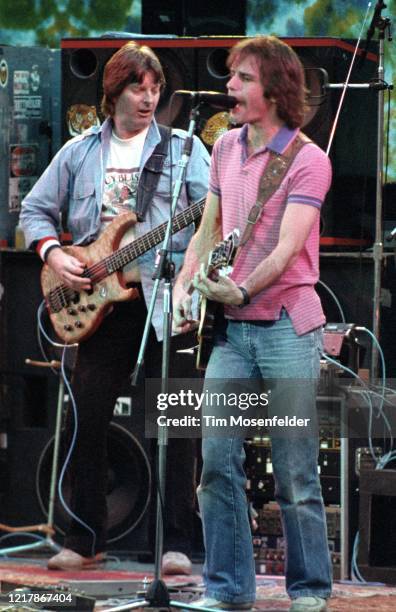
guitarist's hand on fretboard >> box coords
[193,263,244,306]
[172,284,199,334]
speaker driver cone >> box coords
[36,421,151,544]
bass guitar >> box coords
[196,229,240,370]
[41,198,205,343]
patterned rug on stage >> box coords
[1,560,396,610]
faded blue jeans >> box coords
[198,309,332,603]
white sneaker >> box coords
[289,596,327,612]
[189,596,254,610]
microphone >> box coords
[386,227,396,242]
[175,90,237,110]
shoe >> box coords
[189,597,254,610]
[289,596,327,612]
[47,548,104,570]
[162,551,192,575]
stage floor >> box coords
[0,554,396,611]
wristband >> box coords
[238,286,250,308]
[43,243,62,262]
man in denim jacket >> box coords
[21,41,210,572]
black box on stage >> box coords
[359,469,396,584]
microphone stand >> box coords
[107,99,215,612]
[368,3,392,380]
[323,2,392,380]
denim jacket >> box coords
[20,117,210,339]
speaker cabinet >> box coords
[61,39,196,143]
[61,36,378,243]
[358,469,396,584]
[0,250,201,554]
[195,38,379,244]
[141,1,246,36]
[0,249,153,552]
[36,415,153,550]
[0,394,153,553]
[0,250,51,374]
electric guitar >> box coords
[41,198,205,343]
[196,229,240,370]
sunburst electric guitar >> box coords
[41,198,205,343]
[196,229,240,370]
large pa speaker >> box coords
[61,38,196,144]
[61,36,378,244]
[0,249,153,552]
[0,395,153,553]
[194,38,379,245]
[0,250,202,554]
[141,1,246,36]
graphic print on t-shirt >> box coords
[102,166,140,220]
[101,127,148,224]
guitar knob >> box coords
[87,303,96,311]
[67,308,77,316]
[78,305,87,312]
[75,321,84,328]
[63,324,73,332]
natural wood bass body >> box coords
[41,199,205,344]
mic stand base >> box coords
[105,584,219,612]
[116,104,214,612]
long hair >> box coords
[227,36,307,128]
[101,42,166,117]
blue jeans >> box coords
[198,310,332,603]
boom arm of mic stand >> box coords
[325,82,390,90]
[359,0,387,68]
[117,104,218,612]
[131,105,200,387]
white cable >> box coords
[323,317,394,583]
[326,1,373,156]
[355,326,386,412]
[321,353,393,462]
[36,301,98,556]
[56,349,98,558]
[351,532,367,583]
[317,279,346,323]
[0,532,46,554]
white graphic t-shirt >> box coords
[101,127,148,224]
[101,127,148,282]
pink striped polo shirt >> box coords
[209,125,332,335]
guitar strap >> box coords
[136,124,172,221]
[238,132,312,249]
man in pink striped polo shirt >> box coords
[174,37,332,612]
